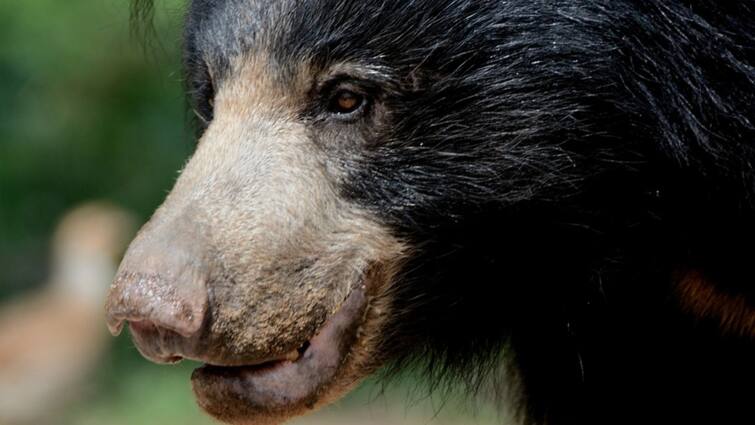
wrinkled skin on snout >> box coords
[105,56,407,424]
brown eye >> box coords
[328,90,364,115]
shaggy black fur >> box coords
[143,1,754,424]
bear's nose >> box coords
[105,221,209,339]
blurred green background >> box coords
[0,1,503,424]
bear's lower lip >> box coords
[193,342,306,377]
[190,286,367,418]
[196,345,303,371]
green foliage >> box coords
[0,0,190,297]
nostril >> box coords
[166,356,184,364]
[128,319,159,335]
[105,269,209,339]
[127,319,190,342]
[126,320,186,364]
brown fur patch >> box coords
[675,270,755,338]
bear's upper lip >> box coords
[189,286,368,416]
[127,317,305,367]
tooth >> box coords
[283,350,300,362]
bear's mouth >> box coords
[190,286,368,417]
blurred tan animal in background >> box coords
[0,202,135,425]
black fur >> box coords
[146,1,754,424]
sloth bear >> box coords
[106,1,754,424]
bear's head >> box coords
[106,1,630,424]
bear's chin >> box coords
[190,286,370,425]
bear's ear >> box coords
[674,269,755,339]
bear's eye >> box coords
[327,89,365,116]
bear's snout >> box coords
[105,220,210,360]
